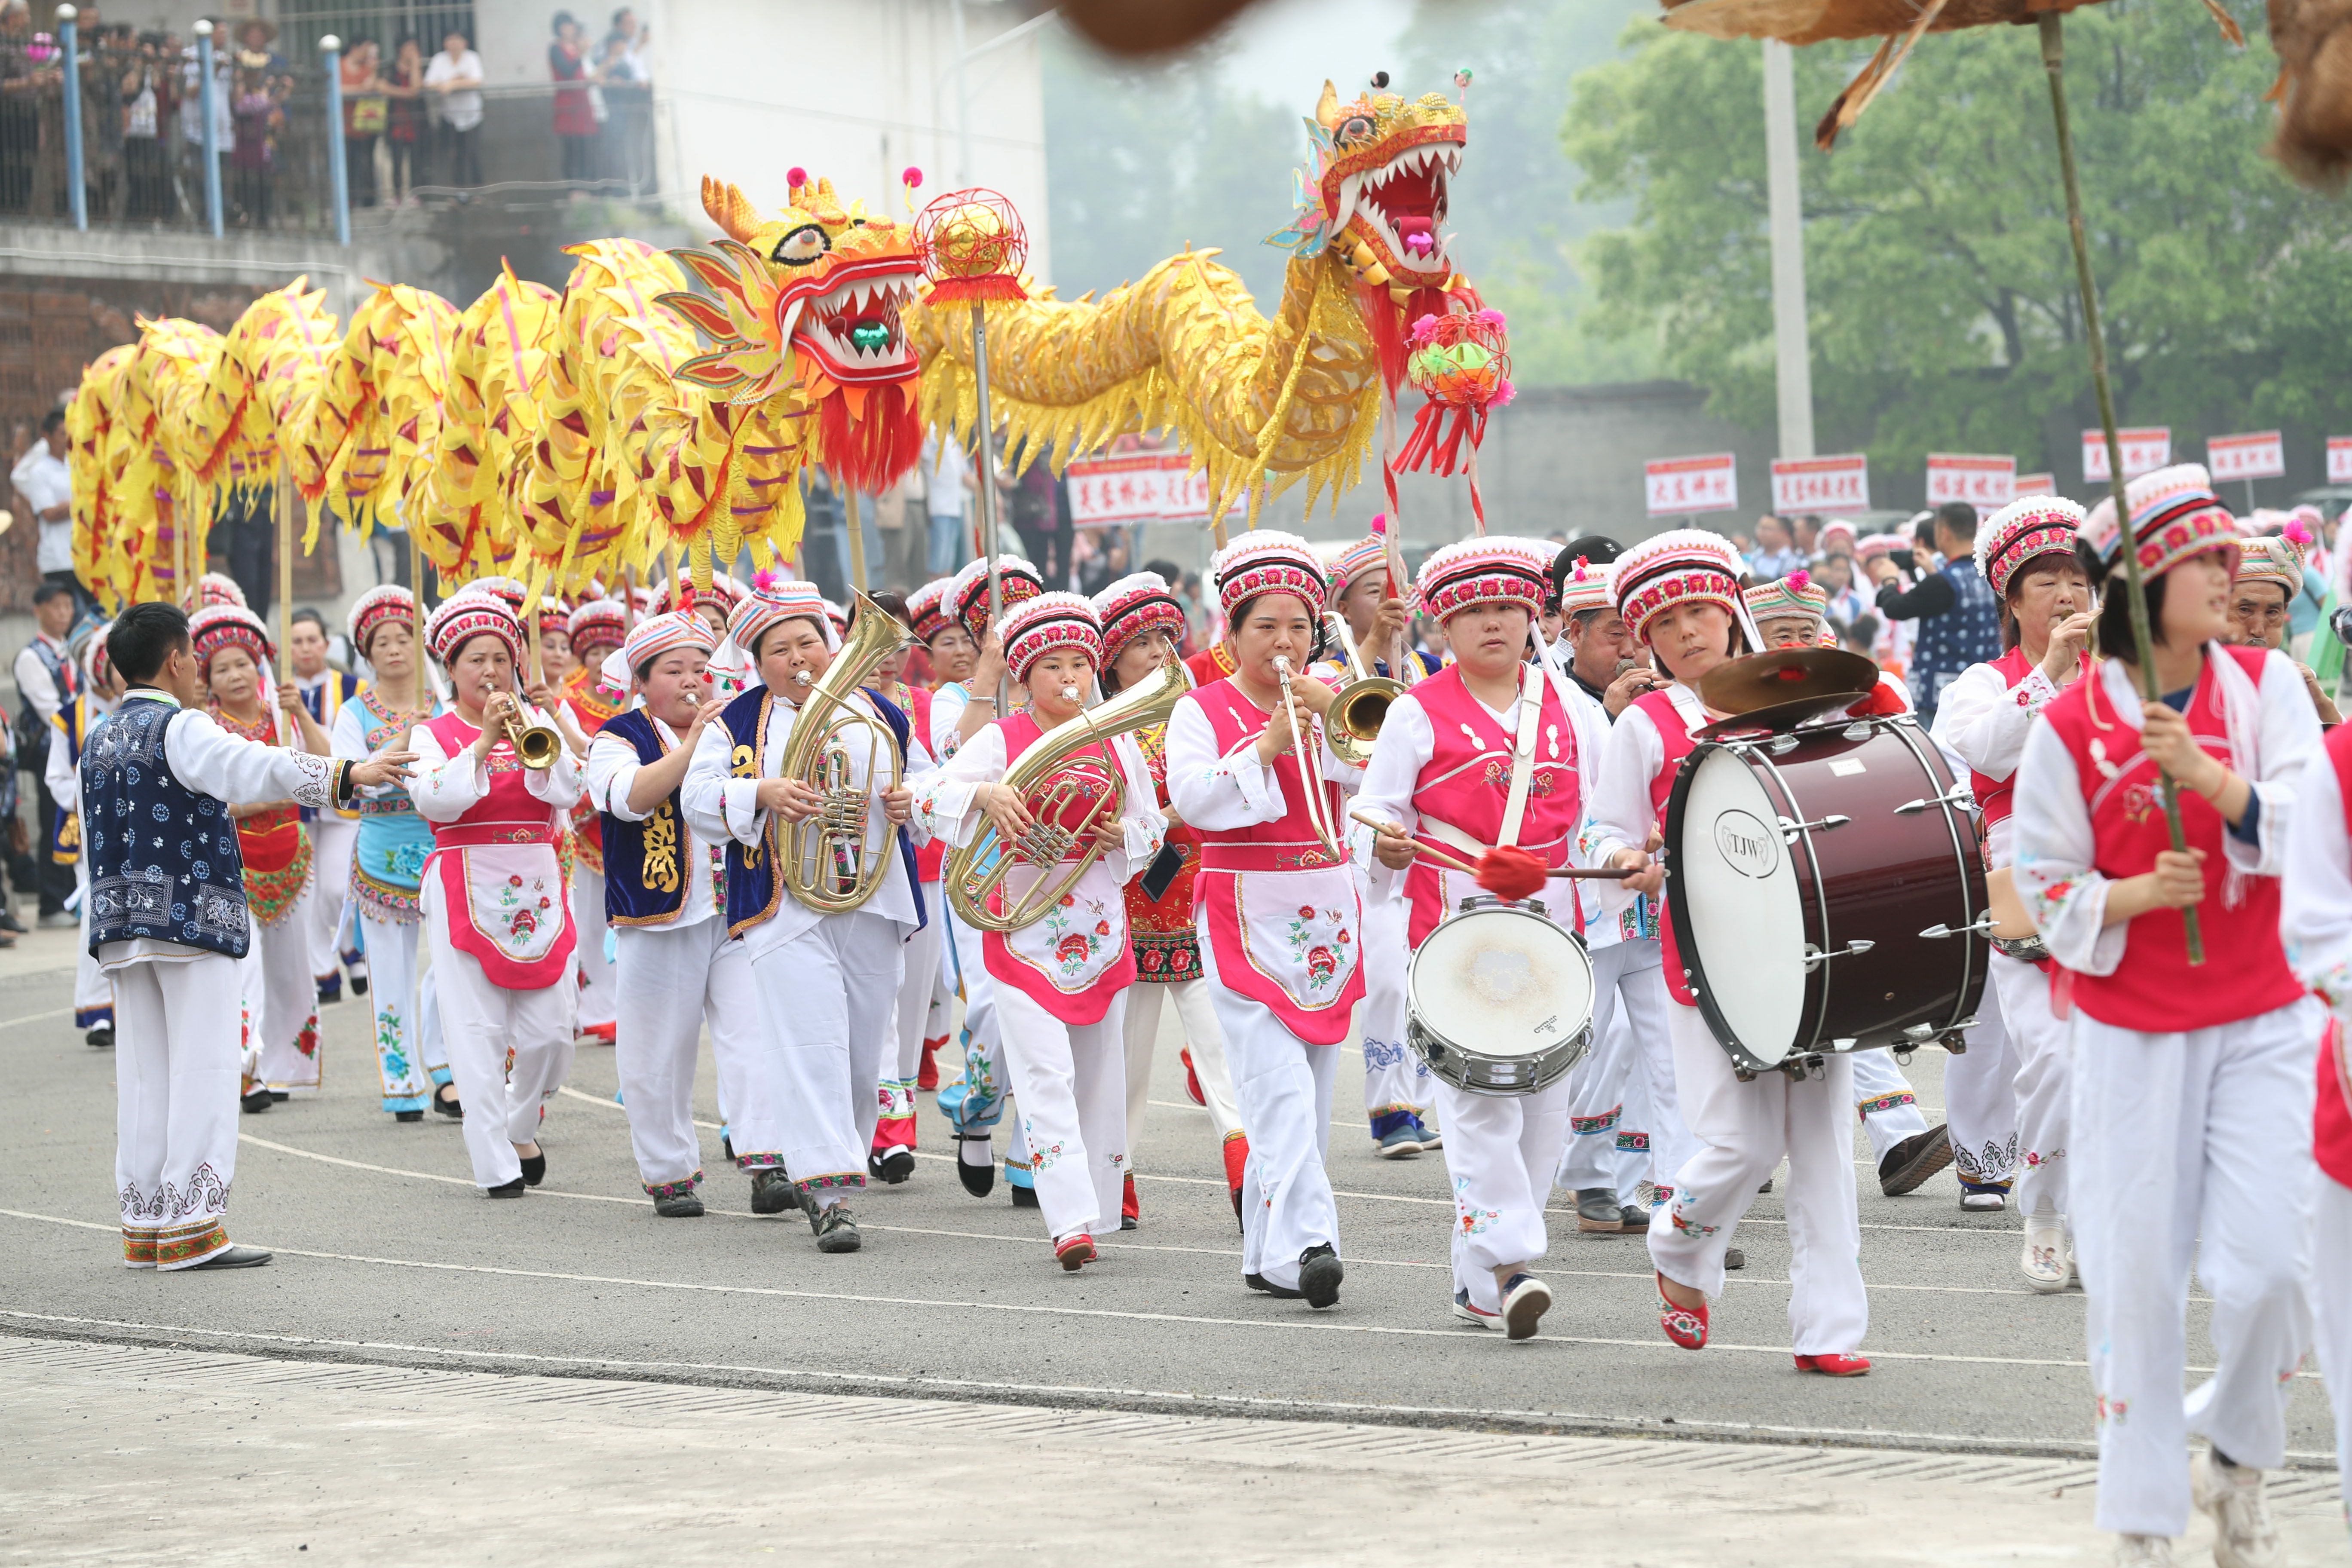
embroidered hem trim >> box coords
[121,1228,156,1267]
[735,1152,785,1170]
[154,1218,230,1269]
[643,1172,704,1200]
[796,1171,866,1194]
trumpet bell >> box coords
[513,721,563,771]
[1326,674,1405,766]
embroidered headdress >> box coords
[1975,496,2086,597]
[946,554,1044,643]
[195,572,248,609]
[1000,591,1103,683]
[1210,530,1327,624]
[1091,571,1187,667]
[2082,464,2239,581]
[1554,553,1613,617]
[425,590,524,669]
[726,575,834,659]
[906,577,954,643]
[1611,528,1745,643]
[607,609,721,691]
[345,584,416,658]
[1415,536,1549,621]
[188,603,272,675]
[1742,570,1828,626]
[566,597,628,656]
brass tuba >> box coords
[774,590,917,914]
[945,652,1190,933]
[1320,611,1410,768]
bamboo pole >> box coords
[2038,12,2202,963]
[275,472,294,748]
[969,301,1008,711]
[845,487,870,596]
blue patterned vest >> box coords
[1912,557,2002,717]
[80,696,249,959]
[718,683,926,937]
[601,708,689,927]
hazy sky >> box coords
[1148,0,1421,104]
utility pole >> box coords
[1761,40,1815,461]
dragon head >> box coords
[1282,79,1466,295]
[666,173,927,491]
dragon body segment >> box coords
[289,282,463,550]
[425,267,560,585]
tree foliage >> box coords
[1563,0,2352,474]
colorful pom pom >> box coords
[786,166,808,189]
[1787,568,1811,591]
[753,567,779,591]
[902,166,923,188]
[2286,518,2314,545]
[1475,845,1548,902]
[1370,512,1389,535]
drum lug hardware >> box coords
[1918,917,1996,939]
[1893,1047,1915,1066]
[1767,733,1801,755]
[1940,1032,1969,1054]
[1841,721,1874,741]
[1902,1022,1938,1041]
[1803,939,1874,971]
[1734,1067,1757,1082]
[1893,787,1975,815]
[1778,813,1851,839]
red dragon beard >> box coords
[813,377,926,497]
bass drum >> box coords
[1664,714,1988,1072]
[1405,899,1594,1096]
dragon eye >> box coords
[1336,113,1377,148]
[771,224,829,266]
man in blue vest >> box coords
[85,602,412,1271]
[1867,502,2002,728]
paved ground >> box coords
[0,923,2343,1562]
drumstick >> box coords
[1346,809,1636,881]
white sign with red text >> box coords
[2206,430,2285,484]
[1924,453,2015,513]
[1644,453,1739,518]
[1066,454,1222,527]
[2082,427,2171,484]
[1770,454,1868,514]
[2012,472,2057,499]
[2331,438,2352,485]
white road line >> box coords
[0,1302,2173,1458]
[0,1204,2096,1368]
[234,1132,2058,1299]
[0,1005,77,1029]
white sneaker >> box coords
[2192,1452,2283,1568]
[2021,1212,2070,1293]
[2111,1535,2172,1567]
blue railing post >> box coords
[194,18,220,236]
[320,34,349,246]
[56,5,83,230]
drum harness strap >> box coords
[1418,664,1547,864]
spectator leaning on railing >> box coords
[423,28,481,187]
[548,11,595,186]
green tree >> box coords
[1563,0,2352,478]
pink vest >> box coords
[903,683,945,882]
[2039,646,2302,1033]
[980,709,1137,1025]
[1631,687,1704,1008]
[1969,647,2037,834]
[422,710,575,989]
[2318,724,2352,1188]
[1187,678,1365,1044]
[1400,665,1582,947]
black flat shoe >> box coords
[1298,1244,1343,1309]
[268,1090,289,1103]
[486,1177,527,1198]
[518,1152,546,1187]
[1009,1183,1039,1209]
[874,1148,914,1185]
[954,1133,995,1197]
[240,1089,273,1114]
[749,1170,796,1215]
[1724,1246,1746,1270]
[1245,1272,1303,1299]
[84,1026,113,1048]
[1119,1215,1138,1231]
[189,1244,272,1269]
[0,908,25,933]
[433,1084,463,1120]
[394,1109,424,1123]
[653,1193,705,1218]
[721,1133,734,1161]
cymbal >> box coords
[1697,692,1870,738]
[1697,646,1880,723]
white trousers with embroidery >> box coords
[879,891,946,1147]
[1849,1046,1931,1162]
[615,916,758,1196]
[306,817,358,981]
[747,910,901,1207]
[1203,937,1340,1292]
[113,952,243,1268]
[423,889,577,1190]
[1648,999,1867,1354]
[357,903,447,1114]
[1994,952,2071,1218]
[997,982,1129,1243]
[254,887,321,1091]
[571,867,616,1033]
[1945,970,2019,1189]
[1356,867,1430,1132]
[1556,940,1690,1200]
[1440,1073,1572,1312]
[2071,1001,2315,1537]
[2303,1173,2352,1539]
[941,902,1031,1168]
[70,855,113,1031]
[1124,976,1243,1161]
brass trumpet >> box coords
[945,652,1189,933]
[1272,654,1345,861]
[484,683,562,770]
[1321,612,1409,768]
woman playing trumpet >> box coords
[405,592,588,1197]
[1166,533,1365,1310]
[914,592,1165,1269]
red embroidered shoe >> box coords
[1794,1353,1871,1377]
[1222,1131,1250,1222]
[1657,1271,1709,1350]
[1120,1173,1139,1228]
[1055,1233,1096,1271]
[1182,1046,1207,1107]
[916,1032,945,1092]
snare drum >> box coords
[1664,713,1990,1072]
[1404,898,1594,1096]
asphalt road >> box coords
[0,926,2337,1463]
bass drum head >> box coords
[1410,905,1593,1066]
[1679,747,1808,1066]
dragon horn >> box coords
[700,175,765,245]
[1315,79,1342,130]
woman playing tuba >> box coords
[915,591,1170,1274]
